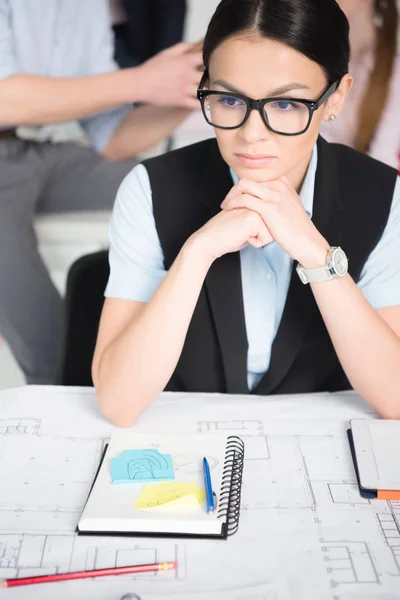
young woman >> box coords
[93,0,400,427]
[322,0,399,169]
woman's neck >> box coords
[287,152,313,195]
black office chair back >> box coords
[62,251,109,386]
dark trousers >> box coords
[114,0,187,68]
[0,138,135,384]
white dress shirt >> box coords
[0,0,131,151]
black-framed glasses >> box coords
[197,73,339,136]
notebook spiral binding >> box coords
[217,436,245,536]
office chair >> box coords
[62,251,109,386]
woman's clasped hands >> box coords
[220,178,330,268]
[192,177,330,268]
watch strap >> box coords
[297,264,334,284]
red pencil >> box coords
[0,561,177,588]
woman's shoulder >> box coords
[140,137,222,204]
[321,136,398,176]
[142,137,219,174]
[319,137,398,209]
[116,137,220,202]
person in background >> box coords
[0,0,202,386]
[110,0,187,68]
[321,0,399,169]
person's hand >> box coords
[221,178,330,268]
[190,204,273,262]
[135,42,203,109]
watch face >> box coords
[333,249,348,276]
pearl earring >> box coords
[329,114,336,121]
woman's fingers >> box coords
[227,178,273,201]
[224,177,294,208]
[222,192,279,214]
[243,210,273,247]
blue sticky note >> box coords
[111,449,175,484]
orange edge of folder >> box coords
[377,489,400,500]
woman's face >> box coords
[207,35,348,185]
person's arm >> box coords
[94,211,271,427]
[101,104,192,161]
[0,0,131,125]
[313,176,400,417]
[221,176,400,419]
[0,70,142,127]
[93,238,213,427]
[0,43,201,128]
[310,276,400,418]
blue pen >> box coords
[203,457,215,512]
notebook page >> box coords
[368,421,400,484]
[79,432,229,535]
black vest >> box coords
[143,137,397,395]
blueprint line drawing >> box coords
[377,513,400,573]
[327,483,372,505]
[0,533,186,582]
[2,387,400,599]
[197,420,270,460]
[321,540,380,586]
[0,426,106,533]
[293,434,395,514]
[0,418,41,435]
[197,419,264,433]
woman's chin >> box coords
[234,164,282,183]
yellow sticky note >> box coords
[134,482,205,509]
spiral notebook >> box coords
[77,432,244,539]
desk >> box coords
[0,386,399,600]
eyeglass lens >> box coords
[203,93,311,134]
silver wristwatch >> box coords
[296,247,348,284]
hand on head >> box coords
[137,41,204,109]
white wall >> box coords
[184,0,219,42]
[184,1,400,48]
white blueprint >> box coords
[0,385,399,600]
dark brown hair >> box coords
[355,0,399,153]
[203,0,350,85]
